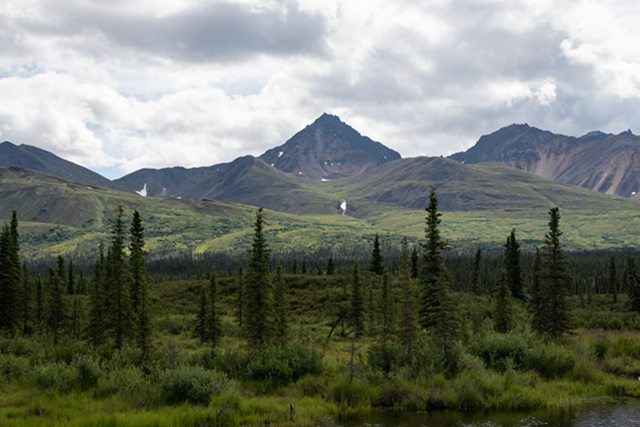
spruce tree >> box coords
[528,249,545,334]
[87,246,106,348]
[541,207,571,338]
[245,208,273,348]
[369,234,385,275]
[326,255,335,275]
[47,267,66,344]
[471,248,482,295]
[351,265,364,338]
[301,258,307,275]
[274,265,288,343]
[67,261,75,295]
[399,238,417,355]
[411,246,419,279]
[419,186,452,330]
[381,273,393,344]
[236,268,244,327]
[494,269,513,333]
[0,211,21,334]
[609,256,618,304]
[35,277,44,334]
[504,229,524,300]
[626,258,640,314]
[207,275,221,348]
[196,284,208,343]
[106,206,133,349]
[21,262,30,336]
[130,210,150,359]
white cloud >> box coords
[0,0,639,177]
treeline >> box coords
[0,208,152,360]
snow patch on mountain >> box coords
[136,183,148,197]
[339,200,347,215]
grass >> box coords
[2,274,640,426]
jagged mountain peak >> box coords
[260,113,400,179]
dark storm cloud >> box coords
[24,1,329,62]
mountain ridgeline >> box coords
[3,115,640,258]
[450,124,640,198]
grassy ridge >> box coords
[3,161,640,260]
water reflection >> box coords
[333,402,640,427]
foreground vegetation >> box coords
[2,189,640,426]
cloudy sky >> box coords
[1,0,639,178]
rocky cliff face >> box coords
[451,124,640,197]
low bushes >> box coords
[160,365,229,405]
[245,343,323,384]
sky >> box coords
[1,0,639,179]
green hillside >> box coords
[2,157,640,260]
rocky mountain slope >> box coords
[260,113,400,179]
[450,124,640,198]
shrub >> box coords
[592,340,609,360]
[471,332,530,371]
[0,355,29,381]
[367,341,409,375]
[411,333,445,375]
[245,343,323,384]
[73,355,103,389]
[524,343,575,379]
[96,366,149,399]
[161,365,228,405]
[31,362,77,392]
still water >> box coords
[333,402,640,426]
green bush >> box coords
[73,355,103,390]
[161,365,228,405]
[524,342,575,379]
[472,332,530,371]
[367,341,409,374]
[245,343,323,384]
[411,333,446,374]
[31,362,77,392]
[96,366,150,399]
[592,340,609,360]
[0,354,29,381]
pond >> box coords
[332,401,640,426]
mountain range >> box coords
[2,114,640,258]
[451,123,640,198]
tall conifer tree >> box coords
[471,248,482,295]
[106,206,133,349]
[419,187,454,331]
[494,269,513,333]
[369,234,385,275]
[207,275,221,348]
[274,265,288,343]
[130,211,150,359]
[351,265,364,338]
[399,238,417,354]
[504,229,524,300]
[541,207,571,337]
[245,208,272,348]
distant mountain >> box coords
[183,156,339,214]
[259,113,400,179]
[326,156,633,215]
[450,124,640,198]
[116,156,339,214]
[0,141,124,191]
[114,164,218,199]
